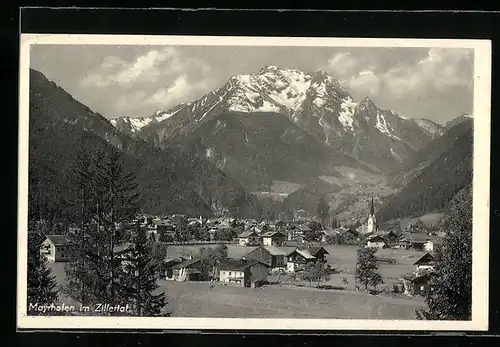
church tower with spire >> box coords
[367,195,377,233]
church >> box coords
[356,195,378,234]
[367,195,377,234]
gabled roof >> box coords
[262,245,287,256]
[46,235,70,246]
[400,233,433,243]
[219,259,270,271]
[164,257,181,264]
[282,240,300,247]
[172,258,201,270]
[402,269,437,282]
[307,246,330,256]
[376,230,398,237]
[367,235,385,242]
[287,248,316,260]
[261,231,285,238]
[238,230,258,238]
[153,219,173,226]
[413,252,436,265]
[113,242,134,254]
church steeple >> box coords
[370,195,375,216]
[367,194,377,234]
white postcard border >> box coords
[17,34,492,331]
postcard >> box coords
[17,34,491,331]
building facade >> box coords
[219,259,269,287]
[40,235,72,262]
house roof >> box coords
[172,258,201,270]
[261,231,285,237]
[307,246,329,256]
[400,233,433,243]
[282,240,300,247]
[164,257,181,264]
[153,219,173,226]
[239,230,257,238]
[402,269,437,282]
[219,259,269,271]
[113,242,134,254]
[376,230,398,237]
[413,252,436,265]
[287,248,316,260]
[262,245,287,256]
[367,235,385,242]
[46,235,70,246]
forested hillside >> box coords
[376,120,473,223]
[28,69,261,224]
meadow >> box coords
[157,280,426,319]
[166,244,425,290]
[46,244,427,318]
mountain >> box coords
[376,118,473,223]
[442,113,473,130]
[388,118,473,188]
[28,69,261,219]
[109,104,186,136]
[111,65,443,182]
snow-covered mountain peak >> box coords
[259,64,281,73]
[356,96,378,114]
[106,64,450,174]
[109,103,185,134]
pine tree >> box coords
[416,188,472,320]
[120,224,168,316]
[64,149,141,307]
[64,149,95,305]
[355,247,382,291]
[27,226,59,310]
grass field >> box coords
[164,244,424,290]
[157,280,425,319]
[46,244,427,319]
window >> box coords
[229,272,232,276]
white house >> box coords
[41,235,72,262]
[261,231,286,246]
[423,239,441,252]
[218,259,269,287]
[237,230,260,246]
[413,253,436,272]
[366,235,386,249]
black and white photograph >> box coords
[17,35,491,331]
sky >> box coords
[30,45,474,122]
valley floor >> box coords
[46,244,427,319]
[156,280,425,319]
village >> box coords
[39,195,444,318]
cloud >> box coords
[81,47,213,112]
[383,48,473,98]
[327,52,360,79]
[146,75,212,108]
[346,70,381,95]
[81,47,210,89]
[115,91,148,112]
[326,48,473,100]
